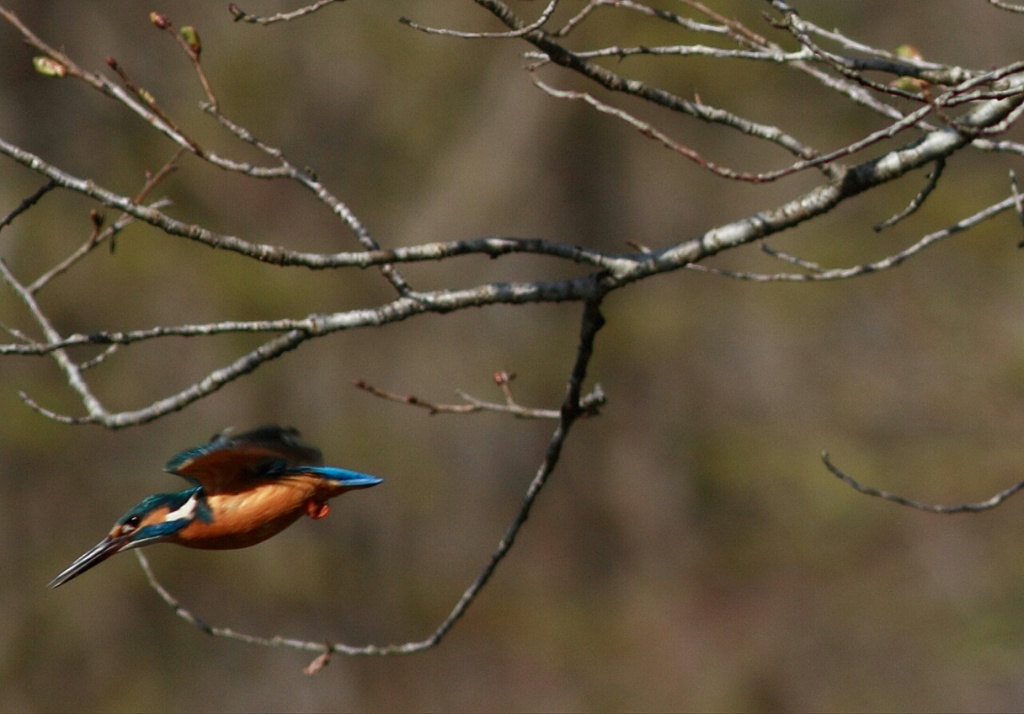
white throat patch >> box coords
[164,493,199,522]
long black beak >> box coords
[48,534,131,588]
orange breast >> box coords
[174,475,338,550]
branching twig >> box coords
[354,371,605,419]
[147,13,218,108]
[0,258,109,422]
[28,147,181,295]
[688,194,1016,282]
[471,0,830,173]
[104,55,200,153]
[228,0,342,25]
[4,0,1024,665]
[138,295,608,655]
[401,0,558,38]
[529,69,935,182]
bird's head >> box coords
[49,487,208,588]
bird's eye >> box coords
[120,515,141,535]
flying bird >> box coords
[49,425,383,588]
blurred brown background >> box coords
[3,1,1024,711]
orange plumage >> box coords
[49,425,383,587]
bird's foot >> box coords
[305,500,331,519]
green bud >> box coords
[895,44,923,61]
[892,45,926,94]
[32,56,67,78]
[180,26,201,56]
[892,76,927,93]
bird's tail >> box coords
[290,465,383,488]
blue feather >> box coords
[291,465,383,487]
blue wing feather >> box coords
[289,465,383,488]
[163,425,381,492]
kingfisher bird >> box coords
[49,425,383,588]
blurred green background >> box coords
[4,1,1024,711]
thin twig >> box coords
[148,13,218,107]
[401,0,558,39]
[472,0,830,172]
[198,105,414,297]
[988,0,1024,14]
[29,147,180,294]
[822,451,1024,513]
[759,243,824,272]
[353,373,605,419]
[228,0,342,25]
[0,180,57,232]
[138,296,608,654]
[1012,170,1024,244]
[0,259,109,421]
[688,194,1016,282]
[874,159,945,232]
[104,56,201,153]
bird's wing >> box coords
[164,425,324,493]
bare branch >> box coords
[354,371,605,419]
[0,180,57,232]
[5,0,1024,671]
[472,1,828,170]
[529,69,932,182]
[146,13,218,108]
[688,194,1016,282]
[28,147,182,294]
[822,452,1024,513]
[988,0,1024,13]
[1011,170,1024,240]
[228,0,343,25]
[0,8,200,154]
[874,159,945,232]
[0,135,627,273]
[138,297,608,654]
[401,0,559,38]
[554,0,729,38]
[0,259,109,422]
[23,329,312,428]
